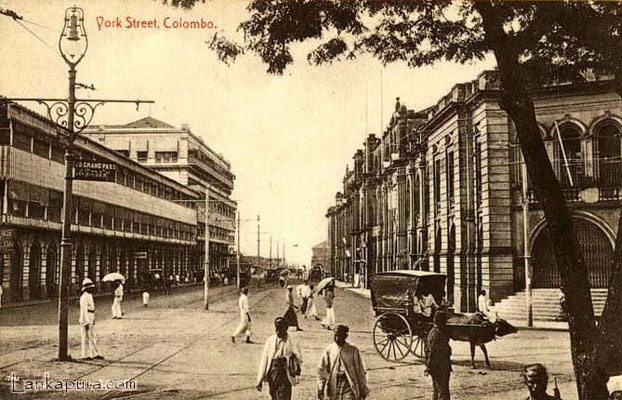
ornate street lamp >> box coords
[57,6,88,361]
[2,8,153,361]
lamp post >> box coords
[2,6,154,361]
[57,7,88,361]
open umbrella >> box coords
[315,277,334,293]
[102,272,125,283]
[280,269,290,276]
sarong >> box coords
[334,373,355,400]
[267,357,291,400]
[283,306,299,328]
[300,297,308,314]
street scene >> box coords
[1,0,622,399]
[0,282,577,400]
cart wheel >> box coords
[411,335,427,358]
[373,313,413,362]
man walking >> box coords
[232,287,253,343]
[79,278,103,360]
[283,286,303,331]
[306,284,319,320]
[111,280,123,319]
[256,317,303,400]
[321,280,336,330]
[426,311,452,400]
[317,324,368,400]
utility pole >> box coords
[257,215,260,287]
[522,160,533,327]
[283,239,286,268]
[277,239,280,268]
[204,185,210,310]
[236,210,241,290]
[269,236,272,269]
[2,7,152,360]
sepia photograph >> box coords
[1,0,622,399]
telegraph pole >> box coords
[522,161,533,326]
[204,185,210,310]
[236,210,241,289]
[269,236,272,269]
[256,215,260,287]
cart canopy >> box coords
[370,270,446,311]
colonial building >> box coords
[0,103,199,303]
[327,72,622,315]
[84,117,236,281]
[310,240,329,276]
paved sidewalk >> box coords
[336,280,569,332]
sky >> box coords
[0,0,495,266]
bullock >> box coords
[445,312,518,369]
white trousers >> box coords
[81,324,101,359]
[305,298,318,318]
[322,307,335,328]
[232,313,252,339]
[112,297,123,318]
[142,292,150,306]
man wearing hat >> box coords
[317,324,369,400]
[426,311,451,400]
[522,363,562,400]
[79,278,103,360]
[256,317,303,400]
[231,287,253,343]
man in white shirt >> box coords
[79,278,103,360]
[232,287,253,343]
[111,281,124,319]
[478,289,496,322]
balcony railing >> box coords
[526,160,622,203]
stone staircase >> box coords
[490,288,608,321]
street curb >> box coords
[0,282,211,310]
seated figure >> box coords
[418,290,439,318]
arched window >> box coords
[414,174,420,220]
[405,179,411,222]
[555,124,582,186]
[595,122,622,187]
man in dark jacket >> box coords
[426,311,451,400]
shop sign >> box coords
[74,161,117,182]
[0,228,15,253]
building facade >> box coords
[0,104,199,303]
[84,117,236,281]
[310,240,329,276]
[327,72,622,312]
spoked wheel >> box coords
[411,335,426,358]
[373,312,413,362]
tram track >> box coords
[0,285,242,373]
[95,288,276,400]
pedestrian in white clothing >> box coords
[232,287,253,343]
[79,278,103,360]
[142,285,150,308]
[305,284,319,320]
[112,281,124,319]
[0,283,3,308]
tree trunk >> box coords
[596,211,622,377]
[473,2,609,399]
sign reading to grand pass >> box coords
[74,160,117,182]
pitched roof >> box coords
[123,117,176,129]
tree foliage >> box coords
[168,1,622,398]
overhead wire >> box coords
[13,18,58,55]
